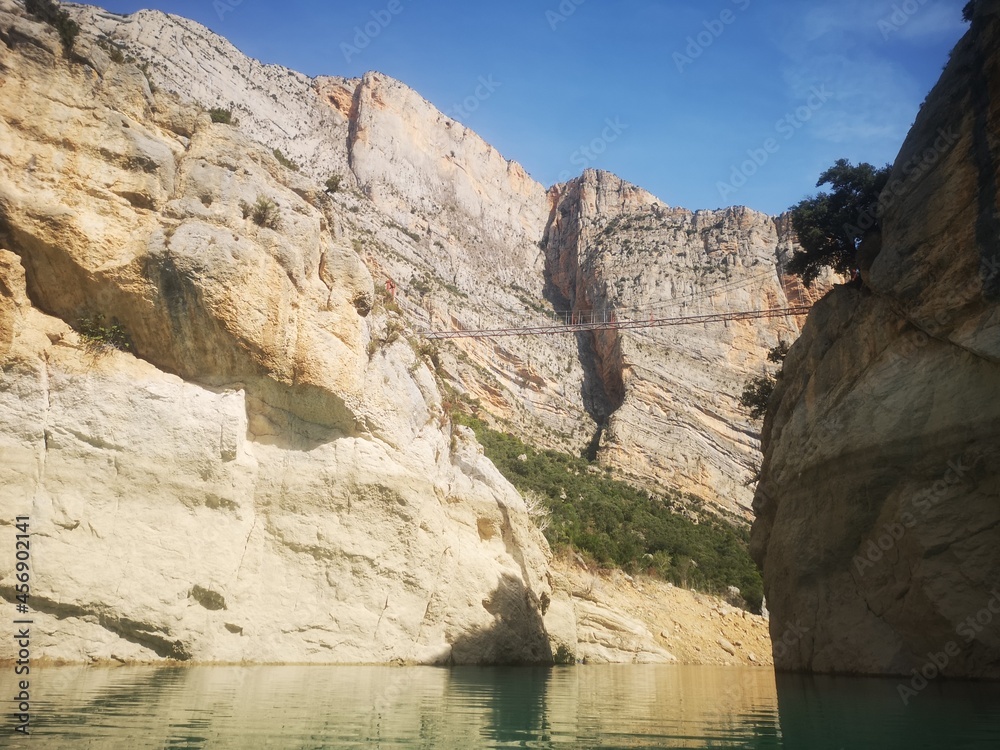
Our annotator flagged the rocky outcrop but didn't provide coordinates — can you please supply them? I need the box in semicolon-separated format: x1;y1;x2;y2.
78;6;356;189
751;1;1000;678
550;561;772;666
0;2;555;665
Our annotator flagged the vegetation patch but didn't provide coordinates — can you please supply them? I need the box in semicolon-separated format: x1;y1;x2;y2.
240;196;282;230
272;148;299;172
75;313;132;355
788;159;891;286
453;413;764;611
388;220;422;243
96;37;125;63
739;341;790;421
25;0;79;51
324;174;342;193
209;108;233;124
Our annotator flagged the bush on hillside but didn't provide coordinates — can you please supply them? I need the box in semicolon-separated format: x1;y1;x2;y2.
75;313;131;355
453;413;764;612
739;342;790;421
25;0;79;51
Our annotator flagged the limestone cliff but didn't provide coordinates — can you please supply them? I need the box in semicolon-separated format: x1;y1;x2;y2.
0;0;814;665
67;3;823;519
751;0;1000;678
543;171;821;514
0;1;556;665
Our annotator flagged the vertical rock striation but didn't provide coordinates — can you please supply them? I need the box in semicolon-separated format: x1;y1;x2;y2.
69;2;824;517
544;171;815;513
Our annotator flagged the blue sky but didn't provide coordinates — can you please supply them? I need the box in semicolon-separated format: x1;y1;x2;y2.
97;0;969;215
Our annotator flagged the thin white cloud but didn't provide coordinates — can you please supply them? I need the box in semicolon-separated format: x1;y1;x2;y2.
882;2;967;41
786;0;966;46
782;54;918;145
770;0;964;150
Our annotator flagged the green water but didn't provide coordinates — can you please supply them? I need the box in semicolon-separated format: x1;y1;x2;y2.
4;665;1000;748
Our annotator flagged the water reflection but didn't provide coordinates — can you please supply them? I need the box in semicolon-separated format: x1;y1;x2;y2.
5;664;1000;748
774;672;1000;750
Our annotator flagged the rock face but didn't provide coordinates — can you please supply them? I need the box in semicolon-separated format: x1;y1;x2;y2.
0;0;823;665
752;1;1000;678
544;171;818;513
68;3;822;518
0;2;554;665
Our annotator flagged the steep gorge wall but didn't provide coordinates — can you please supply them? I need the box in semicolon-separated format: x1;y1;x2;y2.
71;3;825;517
544;171;817;513
0;2;558;665
751;0;1000;678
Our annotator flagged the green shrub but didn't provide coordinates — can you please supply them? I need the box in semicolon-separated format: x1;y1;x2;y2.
739;342;789;421
240;196;281;229
324;174;342;193
739;375;775;421
97;37;125;63
553;644;575;665
453;413;764;612
25;0;79;51
767;340;790;364
383;316;405;345
75;313;131;355
409;275;432;297
369;317;406;357
272;148;299;171
209;108;233;124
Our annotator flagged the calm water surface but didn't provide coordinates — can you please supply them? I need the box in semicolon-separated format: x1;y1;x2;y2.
4;664;1000;748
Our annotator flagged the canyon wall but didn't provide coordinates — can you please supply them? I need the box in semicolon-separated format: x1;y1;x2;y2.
70;3;816;517
0;2;557;664
0;0;813;664
751;0;1000;678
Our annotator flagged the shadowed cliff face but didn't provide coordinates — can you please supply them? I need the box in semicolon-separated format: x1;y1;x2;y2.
752;0;1000;679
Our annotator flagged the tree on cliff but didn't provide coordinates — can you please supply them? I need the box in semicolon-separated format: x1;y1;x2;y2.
739;342;790;421
786;160;892;287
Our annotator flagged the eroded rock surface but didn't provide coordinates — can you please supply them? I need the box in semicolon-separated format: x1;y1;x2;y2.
0;3;553;665
69;3;821;518
752;1;1000;678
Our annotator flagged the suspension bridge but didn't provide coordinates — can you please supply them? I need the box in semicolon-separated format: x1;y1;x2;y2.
417;305;812;340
